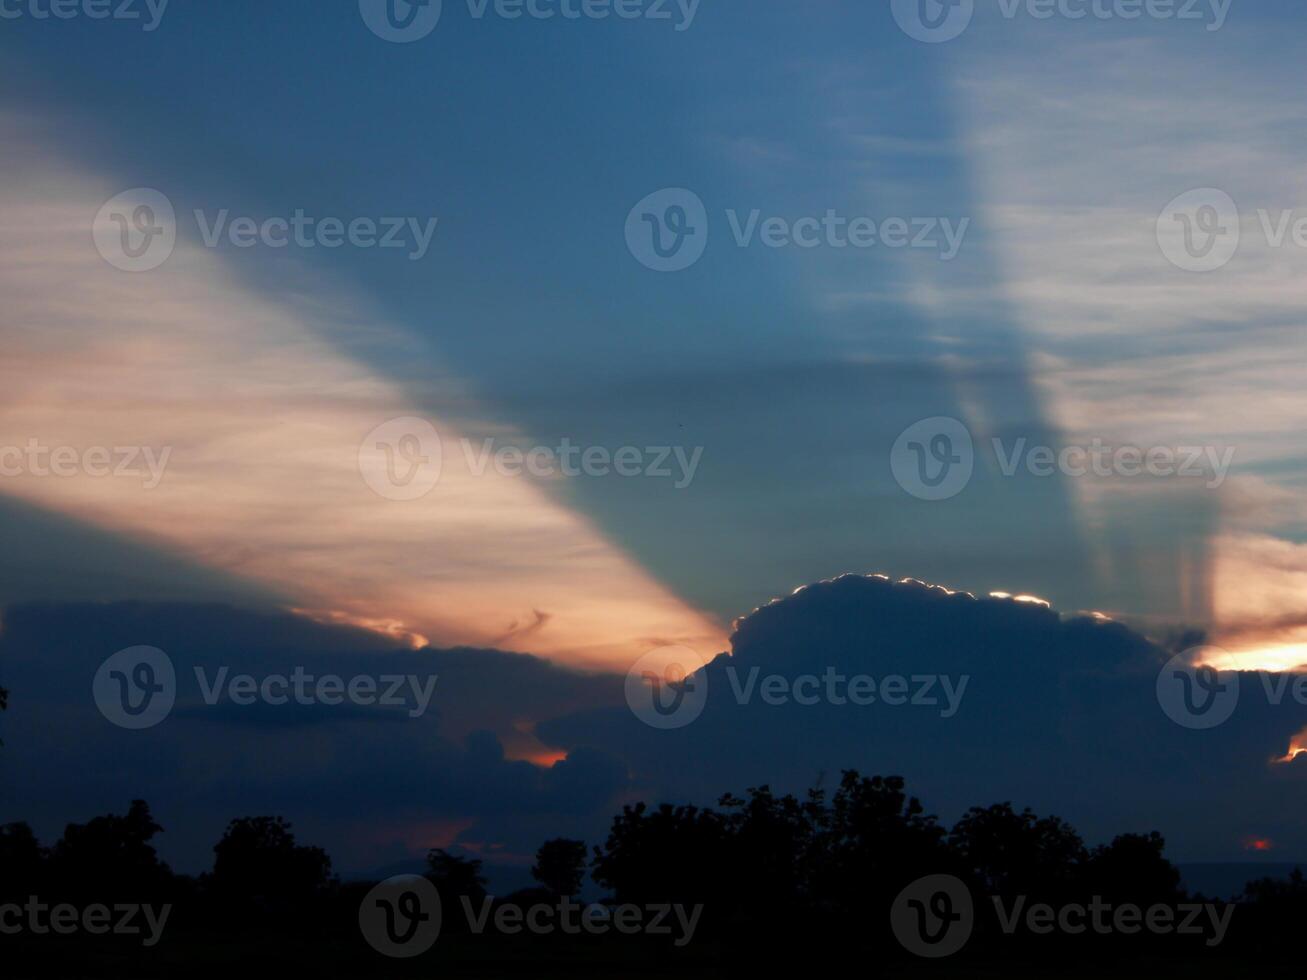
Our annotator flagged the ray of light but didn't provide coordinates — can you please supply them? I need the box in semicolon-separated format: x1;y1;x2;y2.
0;114;728;672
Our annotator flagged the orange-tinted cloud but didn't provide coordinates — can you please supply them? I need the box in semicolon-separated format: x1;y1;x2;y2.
0;114;728;671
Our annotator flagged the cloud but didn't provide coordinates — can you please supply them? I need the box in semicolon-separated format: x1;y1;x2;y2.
0;110;728;671
0;599;629;877
7;576;1307;879
540;574;1307;861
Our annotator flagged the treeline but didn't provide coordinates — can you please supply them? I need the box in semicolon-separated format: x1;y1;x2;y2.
1;773;1304;975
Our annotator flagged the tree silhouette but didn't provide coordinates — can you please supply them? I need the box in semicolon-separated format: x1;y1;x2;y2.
426;847;488;918
210;816;334;905
1085;831;1183;905
0;822;44;899
1;775;1261;970
950;802;1087;900
531;838;587;898
593;801;731;911
47;800;173;903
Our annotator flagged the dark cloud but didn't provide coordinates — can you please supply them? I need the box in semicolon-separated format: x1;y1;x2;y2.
540;575;1307;861
5;577;1307;889
0;601;625;878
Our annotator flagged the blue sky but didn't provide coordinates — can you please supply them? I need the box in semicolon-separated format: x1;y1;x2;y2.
5;0;1307;873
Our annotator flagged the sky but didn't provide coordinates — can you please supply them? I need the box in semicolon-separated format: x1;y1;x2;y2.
4;0;1307;880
